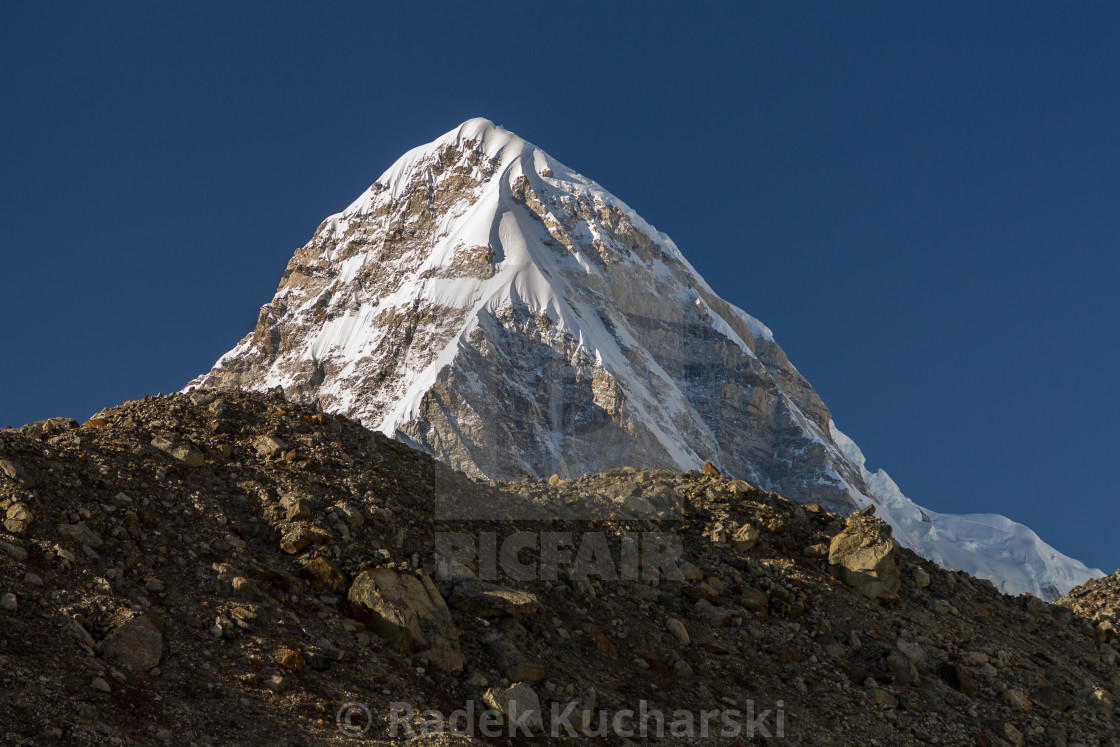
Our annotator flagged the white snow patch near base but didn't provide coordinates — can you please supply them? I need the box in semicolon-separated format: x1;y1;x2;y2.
829;419;1103;599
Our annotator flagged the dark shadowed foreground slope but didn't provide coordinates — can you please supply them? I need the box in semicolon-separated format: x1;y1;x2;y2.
1;389;1117;745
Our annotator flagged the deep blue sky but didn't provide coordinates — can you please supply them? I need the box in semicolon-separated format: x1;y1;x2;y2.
2;3;1117;573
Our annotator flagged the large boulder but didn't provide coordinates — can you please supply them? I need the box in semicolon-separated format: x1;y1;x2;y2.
828;507;901;601
97;609;163;671
4;503;33;536
348;568;463;673
482;683;544;734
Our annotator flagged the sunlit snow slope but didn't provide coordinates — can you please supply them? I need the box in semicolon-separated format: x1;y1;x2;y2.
190;118;1103;599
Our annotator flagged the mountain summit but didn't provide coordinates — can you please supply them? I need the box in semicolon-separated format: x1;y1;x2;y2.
190;118;1101;598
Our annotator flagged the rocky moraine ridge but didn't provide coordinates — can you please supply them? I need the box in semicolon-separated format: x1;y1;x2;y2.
1;389;1119;745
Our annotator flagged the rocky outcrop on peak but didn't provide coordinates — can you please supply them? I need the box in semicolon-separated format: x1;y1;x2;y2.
1;389;1118;745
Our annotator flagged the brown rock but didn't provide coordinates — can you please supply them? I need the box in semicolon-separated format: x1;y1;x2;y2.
306;557;348;594
828;509;900;601
583;623;617;657
279;649;305;674
280;524;329;554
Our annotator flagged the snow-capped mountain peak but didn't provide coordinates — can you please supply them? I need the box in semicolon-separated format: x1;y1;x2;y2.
190;118;1102;599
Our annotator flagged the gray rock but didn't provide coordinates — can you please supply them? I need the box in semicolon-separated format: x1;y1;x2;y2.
151;436;204;466
693;599;732;627
69;619;96;648
1030;685;1073;712
0;540;28;561
482;683;543;734
983;720;1024;747
912;566;931;588
0;459;23;482
887;650;920;687
305;650;331;671
254;435;288;459
1002;688;1032;713
348;567;464;673
666;617;690;645
895;638;927;668
189;390;217;407
282;495;312;522
447;580;542;619
1045;727;1068;747
621;494;656;516
303;556;347;594
97;610;163;671
488;638;545;682
1;592;16;612
230;606;258;630
3;503;33;536
1089;688;1113;718
559;687;597;731
58;522;104;549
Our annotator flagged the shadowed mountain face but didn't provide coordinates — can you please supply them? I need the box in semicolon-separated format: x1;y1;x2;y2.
190;118;1102;599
